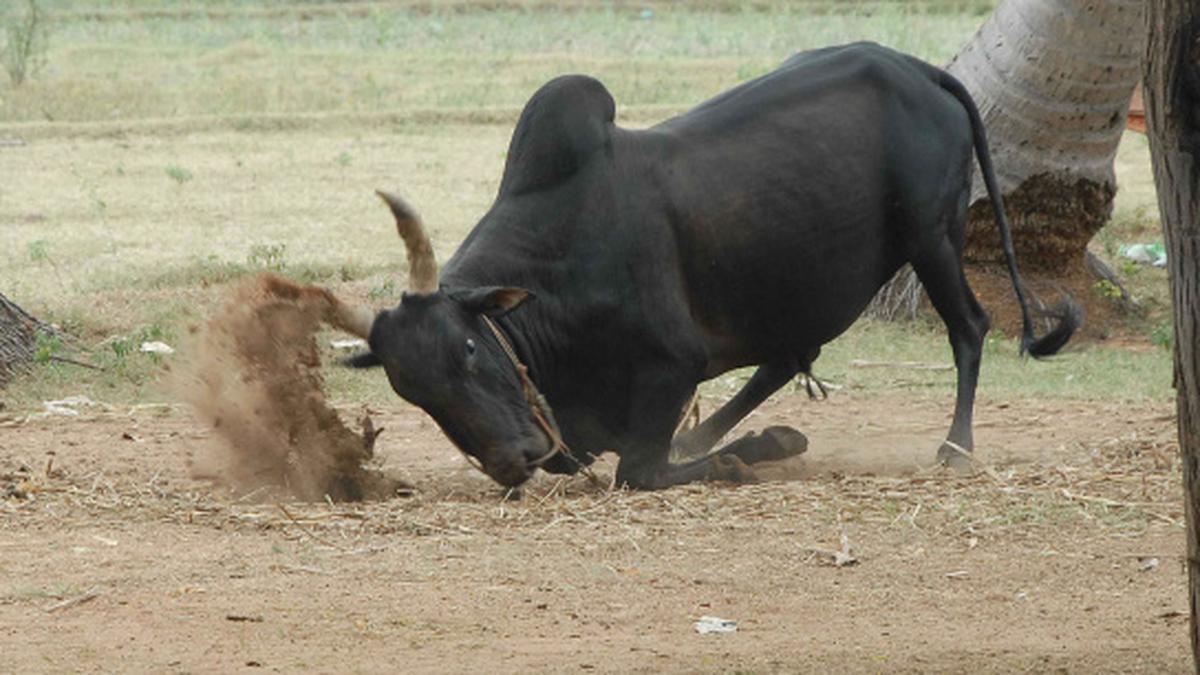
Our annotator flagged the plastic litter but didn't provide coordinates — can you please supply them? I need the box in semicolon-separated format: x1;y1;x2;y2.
694;616;738;635
1119;243;1166;267
140;341;175;355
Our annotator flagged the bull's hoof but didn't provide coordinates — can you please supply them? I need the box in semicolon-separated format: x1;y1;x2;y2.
722;425;809;465
936;441;974;474
710;454;760;484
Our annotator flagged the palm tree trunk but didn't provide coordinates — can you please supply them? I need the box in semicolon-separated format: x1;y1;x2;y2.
947;0;1145;267
871;0;1146;331
0;292;47;386
1143;2;1200;665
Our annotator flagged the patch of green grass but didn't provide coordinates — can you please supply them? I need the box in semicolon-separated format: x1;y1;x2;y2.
246;242;287;271
704;317;1172;404
1150;320;1173;350
0;1;1169;413
165;165;194;185
2;0;49;87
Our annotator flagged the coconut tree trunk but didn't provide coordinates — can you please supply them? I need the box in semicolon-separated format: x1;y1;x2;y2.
870;0;1146;330
1143;2;1200;666
0;292;46;386
948;0;1145;267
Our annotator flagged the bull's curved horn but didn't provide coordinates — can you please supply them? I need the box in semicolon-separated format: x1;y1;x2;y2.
376;189;438;294
261;275;374;339
326;296;375;340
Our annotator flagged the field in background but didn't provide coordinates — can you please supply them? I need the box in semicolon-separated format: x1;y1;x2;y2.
0;3;1188;671
0;0;1172;408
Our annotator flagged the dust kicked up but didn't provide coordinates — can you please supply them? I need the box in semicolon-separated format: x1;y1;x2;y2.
172;275;407;502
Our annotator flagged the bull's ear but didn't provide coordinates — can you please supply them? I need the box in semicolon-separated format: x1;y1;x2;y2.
452;286;533;317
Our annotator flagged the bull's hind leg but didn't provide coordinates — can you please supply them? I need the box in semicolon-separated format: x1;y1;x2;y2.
673;359;799;460
911;240;990;472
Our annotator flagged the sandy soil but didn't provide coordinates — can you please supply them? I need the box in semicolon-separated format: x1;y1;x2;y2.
0;388;1188;673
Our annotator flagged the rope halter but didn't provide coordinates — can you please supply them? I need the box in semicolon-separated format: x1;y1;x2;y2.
479;314;602;485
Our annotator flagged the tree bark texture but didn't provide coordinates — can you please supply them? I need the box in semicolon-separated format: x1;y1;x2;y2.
947;0;1145;269
871;1;1145;328
0;292;44;386
1143;2;1200;668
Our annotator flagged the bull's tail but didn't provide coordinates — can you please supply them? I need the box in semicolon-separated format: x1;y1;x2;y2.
935;71;1079;358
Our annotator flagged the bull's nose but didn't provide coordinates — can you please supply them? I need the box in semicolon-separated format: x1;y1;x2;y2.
488;461;532;488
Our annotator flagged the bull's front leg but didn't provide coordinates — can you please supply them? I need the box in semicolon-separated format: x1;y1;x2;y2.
672;359;798;459
619;389;806;487
612;363;721;489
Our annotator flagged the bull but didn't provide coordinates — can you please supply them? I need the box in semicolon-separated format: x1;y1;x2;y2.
317;42;1078;489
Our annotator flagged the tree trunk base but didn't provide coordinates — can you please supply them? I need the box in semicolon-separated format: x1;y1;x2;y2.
869;256;1133;344
869;171;1124;340
965;173;1115;270
964;257;1128;343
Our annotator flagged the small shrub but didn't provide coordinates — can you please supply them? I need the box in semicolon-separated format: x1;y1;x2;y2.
2;0;48;87
1150;321;1173;350
247;243;287;272
27;239;49;263
165;166;193;185
1093;279;1122;301
368;278;396;300
32;332;61;364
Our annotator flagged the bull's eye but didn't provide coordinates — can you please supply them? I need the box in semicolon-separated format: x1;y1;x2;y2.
466;338;477;356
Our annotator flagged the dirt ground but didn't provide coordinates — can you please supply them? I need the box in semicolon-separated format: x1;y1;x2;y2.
0;386;1188;673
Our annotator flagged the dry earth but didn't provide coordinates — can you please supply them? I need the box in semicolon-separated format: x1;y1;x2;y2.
0;386;1188;673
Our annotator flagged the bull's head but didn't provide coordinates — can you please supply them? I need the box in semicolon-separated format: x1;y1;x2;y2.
335;191;552;487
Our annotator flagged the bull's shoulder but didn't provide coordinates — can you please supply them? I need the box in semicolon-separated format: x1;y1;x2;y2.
499;75;616;196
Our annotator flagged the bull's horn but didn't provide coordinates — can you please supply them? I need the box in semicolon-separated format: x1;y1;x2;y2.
326;296;375;340
261;274;374;339
376;189;438;294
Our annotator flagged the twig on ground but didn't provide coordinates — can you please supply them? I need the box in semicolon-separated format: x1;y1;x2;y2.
1059;489;1181;526
44;587;101;613
806;531;858;567
48;355;104;371
849;359;953;371
275;503;348;551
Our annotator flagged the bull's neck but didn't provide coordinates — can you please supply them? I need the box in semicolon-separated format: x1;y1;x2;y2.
490;304;562;392
446;273;566;393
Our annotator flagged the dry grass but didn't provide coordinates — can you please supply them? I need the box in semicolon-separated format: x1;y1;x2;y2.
1;397;1180;543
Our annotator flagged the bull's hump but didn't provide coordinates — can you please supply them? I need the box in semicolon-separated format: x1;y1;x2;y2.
499;75;616;196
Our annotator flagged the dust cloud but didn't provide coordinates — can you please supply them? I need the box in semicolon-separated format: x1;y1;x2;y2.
172;275;407;502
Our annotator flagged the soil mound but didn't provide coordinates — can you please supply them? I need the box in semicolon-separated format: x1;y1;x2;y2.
173;275;405;501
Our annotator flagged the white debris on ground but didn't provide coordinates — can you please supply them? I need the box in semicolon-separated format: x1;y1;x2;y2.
694;616;738;635
139;341;175;354
42;396;106;416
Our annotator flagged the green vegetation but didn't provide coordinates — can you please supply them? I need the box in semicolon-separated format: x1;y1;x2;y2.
705;317;1172;405
0;0;1171;411
2;0;48;87
165;165;194;184
2;2;988;124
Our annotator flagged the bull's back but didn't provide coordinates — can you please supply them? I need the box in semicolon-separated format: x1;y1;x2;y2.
647;43;969;369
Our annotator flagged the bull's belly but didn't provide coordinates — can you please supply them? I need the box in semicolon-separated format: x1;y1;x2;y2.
696;254;901;376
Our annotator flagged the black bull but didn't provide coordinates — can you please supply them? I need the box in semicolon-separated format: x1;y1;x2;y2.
325;42;1078;489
